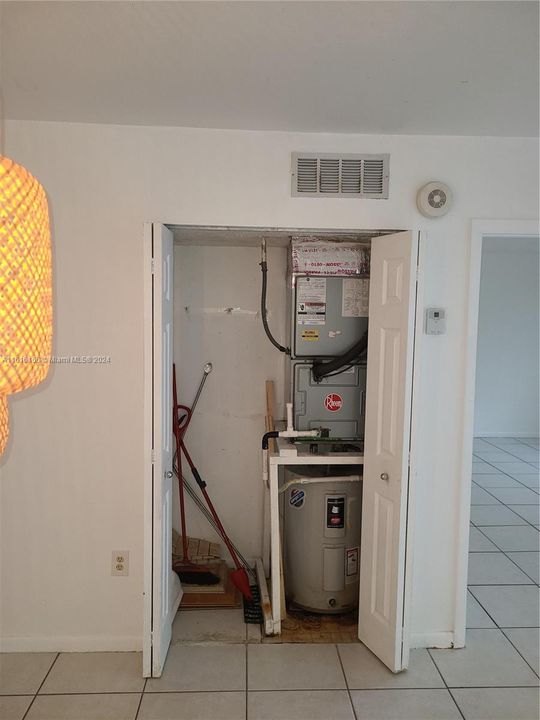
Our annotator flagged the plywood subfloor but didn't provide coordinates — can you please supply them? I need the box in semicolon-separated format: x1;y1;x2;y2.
263;607;359;644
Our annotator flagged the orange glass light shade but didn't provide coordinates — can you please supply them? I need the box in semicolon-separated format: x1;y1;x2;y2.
0;396;8;455
0;156;52;453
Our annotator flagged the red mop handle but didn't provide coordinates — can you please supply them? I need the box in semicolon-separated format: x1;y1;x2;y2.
179;438;244;572
173;365;190;562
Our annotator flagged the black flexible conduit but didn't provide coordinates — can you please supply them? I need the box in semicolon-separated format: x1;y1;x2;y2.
259;240;368;375
262;431;279;450
260;252;290;355
311;331;369;381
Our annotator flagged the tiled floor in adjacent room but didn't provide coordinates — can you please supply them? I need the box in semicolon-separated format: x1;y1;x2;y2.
1;437;538;719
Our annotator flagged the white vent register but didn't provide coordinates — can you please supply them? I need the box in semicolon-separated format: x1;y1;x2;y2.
292;152;389;198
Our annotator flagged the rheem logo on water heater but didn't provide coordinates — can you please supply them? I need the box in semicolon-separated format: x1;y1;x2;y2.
324;393;343;412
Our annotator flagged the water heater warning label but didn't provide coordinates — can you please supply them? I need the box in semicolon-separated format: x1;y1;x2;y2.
297;277;327;325
346;547;359;582
326;497;345;528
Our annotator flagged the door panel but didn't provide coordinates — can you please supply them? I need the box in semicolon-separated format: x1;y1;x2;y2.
144;223;182;677
359;231;417;672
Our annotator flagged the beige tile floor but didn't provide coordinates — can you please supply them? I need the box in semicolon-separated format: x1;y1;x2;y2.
1;437;538;719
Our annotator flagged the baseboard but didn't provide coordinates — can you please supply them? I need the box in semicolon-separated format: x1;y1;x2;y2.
409;631;455;649
0;635;142;652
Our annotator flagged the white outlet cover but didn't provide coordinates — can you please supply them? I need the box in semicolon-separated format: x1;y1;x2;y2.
111;550;129;576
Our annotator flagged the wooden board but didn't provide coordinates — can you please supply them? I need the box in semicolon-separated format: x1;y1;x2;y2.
265;380;277;452
256;558;274;636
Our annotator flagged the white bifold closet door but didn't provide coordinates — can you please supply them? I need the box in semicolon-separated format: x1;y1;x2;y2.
359;230;418;673
143;225;419;677
143;223;182;677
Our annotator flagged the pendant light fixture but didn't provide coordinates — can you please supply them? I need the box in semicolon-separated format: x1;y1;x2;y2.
0;155;53;454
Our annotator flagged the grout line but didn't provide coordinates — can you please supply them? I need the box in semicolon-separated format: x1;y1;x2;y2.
498;628;540;681
133;679;146;720
480;438;540;465
335;644;358;720
21;652;60;720
468;583;536;586
468;592;540;679
471;517;539;585
245;643;248;720
21;691;155;697
470;484;540;533
132;689;246;695
425;649;466;720
470;520;530;527
448;685;537;692
472;549;540;553
472;455;540;496
245;685;538;691
11;685;540;698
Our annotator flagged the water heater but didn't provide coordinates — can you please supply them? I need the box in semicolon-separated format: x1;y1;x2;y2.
283;467;362;614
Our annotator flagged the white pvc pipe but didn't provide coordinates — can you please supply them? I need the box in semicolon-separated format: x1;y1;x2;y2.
286;402;294;432
279;429;319;439
262;447;269;488
278;475;361;494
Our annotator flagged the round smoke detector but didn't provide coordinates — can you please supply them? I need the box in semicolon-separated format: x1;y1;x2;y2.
416;181;453;218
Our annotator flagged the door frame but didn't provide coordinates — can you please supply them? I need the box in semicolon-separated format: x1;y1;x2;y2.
401;230;425;666
454;218;539;648
142;222;153;677
142;221;424;672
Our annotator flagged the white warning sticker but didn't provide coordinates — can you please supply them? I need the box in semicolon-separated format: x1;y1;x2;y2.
342;278;369;318
345;547;359;583
297;277;327;325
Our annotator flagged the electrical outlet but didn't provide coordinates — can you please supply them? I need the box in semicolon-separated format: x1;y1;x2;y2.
111;551;129;576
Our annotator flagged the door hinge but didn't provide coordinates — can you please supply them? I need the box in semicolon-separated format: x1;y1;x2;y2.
150;258;155;275
415;266;420;282
151;449;156;464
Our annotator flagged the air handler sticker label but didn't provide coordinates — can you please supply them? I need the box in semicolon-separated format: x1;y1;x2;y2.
346;547;359;583
301;329;319;341
297;277;327;325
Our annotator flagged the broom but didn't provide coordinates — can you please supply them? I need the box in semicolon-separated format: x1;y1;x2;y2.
172;365;220;585
179;437;253;602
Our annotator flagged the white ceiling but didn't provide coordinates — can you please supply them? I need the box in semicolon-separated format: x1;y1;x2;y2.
1;1;538;136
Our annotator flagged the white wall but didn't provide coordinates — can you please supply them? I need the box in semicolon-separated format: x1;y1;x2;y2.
173;244;287;555
474;236;539;437
0;120;537;651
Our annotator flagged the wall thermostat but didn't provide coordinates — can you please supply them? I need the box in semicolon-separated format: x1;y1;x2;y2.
425;308;446;335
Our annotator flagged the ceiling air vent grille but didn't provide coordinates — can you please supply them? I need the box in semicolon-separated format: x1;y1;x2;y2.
292;153;389;198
